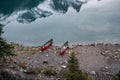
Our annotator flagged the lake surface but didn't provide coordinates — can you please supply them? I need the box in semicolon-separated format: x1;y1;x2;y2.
0;0;120;46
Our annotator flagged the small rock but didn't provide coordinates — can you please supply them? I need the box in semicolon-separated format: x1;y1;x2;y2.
48;49;52;51
64;60;67;64
43;60;48;64
105;50;109;53
60;61;63;65
117;49;120;52
90;71;96;75
113;50;116;52
37;74;42;78
105;66;109;69
23;69;27;72
45;54;49;57
101;52;106;56
9;65;14;68
57;78;60;80
104;72;110;75
20;68;24;72
54;51;57;54
114;55;118;58
91;44;95;46
61;65;67;69
115;52;119;54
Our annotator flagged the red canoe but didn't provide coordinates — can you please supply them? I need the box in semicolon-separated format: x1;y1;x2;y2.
40;39;53;52
60;41;69;55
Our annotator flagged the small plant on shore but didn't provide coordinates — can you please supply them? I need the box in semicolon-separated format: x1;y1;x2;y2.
18;61;27;69
25;67;42;74
66;52;89;80
41;66;57;76
25;67;57;75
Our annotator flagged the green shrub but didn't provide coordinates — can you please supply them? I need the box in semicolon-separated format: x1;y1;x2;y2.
18;61;27;69
66;70;88;80
41;67;57;76
66;52;89;80
25;67;42;74
0;26;15;65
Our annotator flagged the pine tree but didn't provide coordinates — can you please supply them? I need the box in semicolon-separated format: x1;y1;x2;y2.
66;52;88;80
0;25;15;64
67;52;79;72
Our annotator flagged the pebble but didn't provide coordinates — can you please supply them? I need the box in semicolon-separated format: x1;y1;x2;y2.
37;74;42;78
105;66;109;69
117;49;120;52
115;52;119;54
56;78;60;80
23;69;27;72
101;52;106;56
113;50;116;52
114;55;118;58
64;60;67;64
61;65;67;69
105;50;109;53
90;71;96;75
45;54;49;57
20;68;24;72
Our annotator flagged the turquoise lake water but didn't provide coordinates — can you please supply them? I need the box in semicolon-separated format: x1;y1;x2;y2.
0;0;120;46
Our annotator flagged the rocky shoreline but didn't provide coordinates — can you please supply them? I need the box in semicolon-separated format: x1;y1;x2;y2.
1;43;120;80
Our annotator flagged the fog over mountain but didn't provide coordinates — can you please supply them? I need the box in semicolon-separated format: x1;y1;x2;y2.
0;0;87;25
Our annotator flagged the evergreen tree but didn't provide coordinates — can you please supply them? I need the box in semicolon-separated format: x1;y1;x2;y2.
0;25;15;63
67;52;79;72
66;52;88;80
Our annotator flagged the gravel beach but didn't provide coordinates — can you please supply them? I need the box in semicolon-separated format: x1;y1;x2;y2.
3;43;120;80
